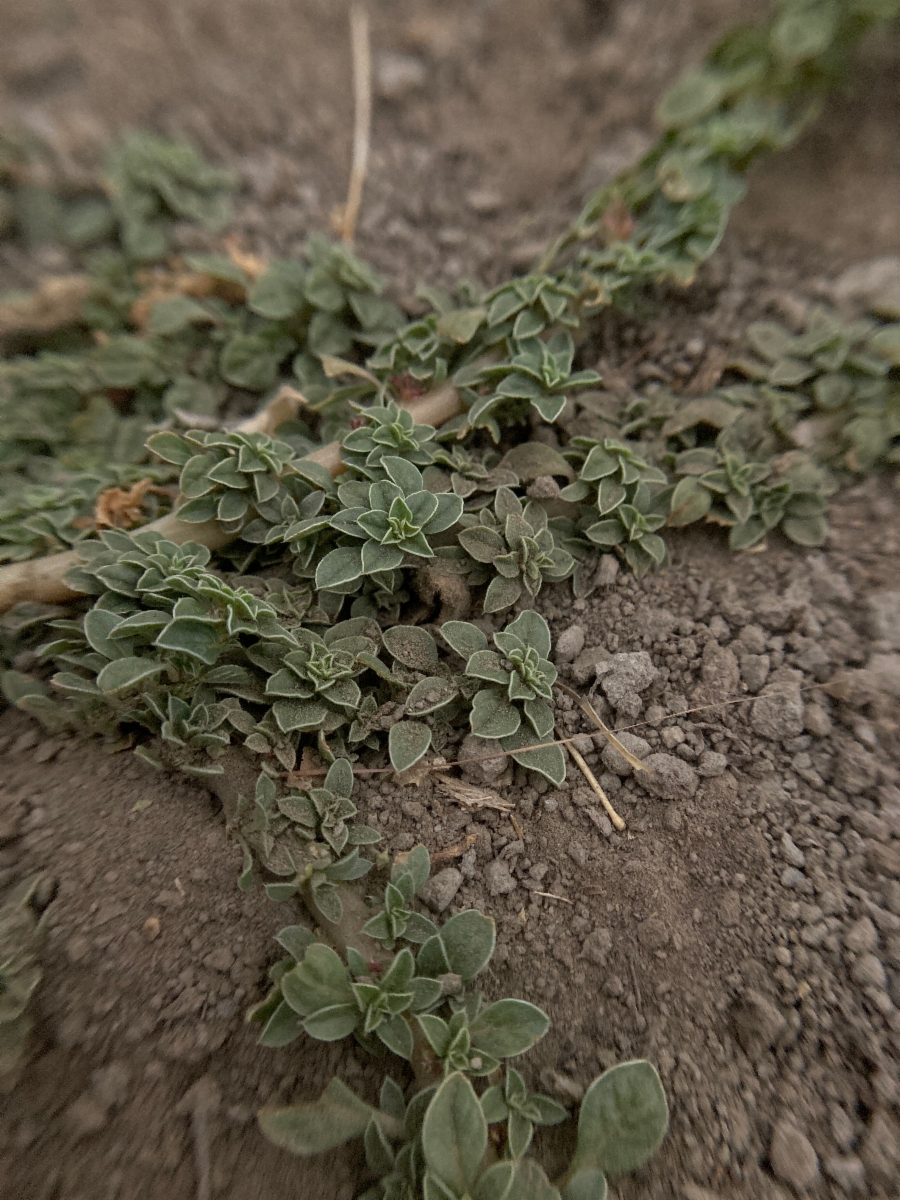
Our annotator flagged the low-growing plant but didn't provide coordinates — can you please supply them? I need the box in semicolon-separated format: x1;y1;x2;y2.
316;457;464;593
457;487;574;612
4;1;900;1191
248;837;668;1200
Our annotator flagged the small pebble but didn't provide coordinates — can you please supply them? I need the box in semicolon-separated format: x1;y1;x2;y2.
697;750;728;777
770;1118;820;1190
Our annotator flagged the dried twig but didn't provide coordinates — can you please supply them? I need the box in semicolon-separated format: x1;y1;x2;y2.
431;833;477;864
335;2;372;246
0;383;461;613
534;891;573;904
557;723;626;832
436;777;514;813
556;682;647;774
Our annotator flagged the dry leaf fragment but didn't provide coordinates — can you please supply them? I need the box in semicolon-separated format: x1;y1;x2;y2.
285;746;327;785
601;195;636;243
431;834;477;864
94;479;173;530
223;235;268;281
436;777;514;813
236;385;308;435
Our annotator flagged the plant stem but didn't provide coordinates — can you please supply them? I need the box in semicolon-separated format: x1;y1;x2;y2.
0;383;460;613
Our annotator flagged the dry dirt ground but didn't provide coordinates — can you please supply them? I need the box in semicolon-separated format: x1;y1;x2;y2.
1;3;900;1199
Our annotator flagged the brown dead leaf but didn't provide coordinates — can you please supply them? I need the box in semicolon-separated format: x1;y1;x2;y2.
285;746;327;785
130;260;251;330
686;345;729;396
601;195;636;243
238;385;308;435
223;236;269;281
431;834;477;864
436;777;514;813
94;479;172;530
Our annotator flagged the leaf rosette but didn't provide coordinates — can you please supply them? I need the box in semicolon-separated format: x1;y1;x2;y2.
441;610;565;786
316;457;463;593
457;487;574;612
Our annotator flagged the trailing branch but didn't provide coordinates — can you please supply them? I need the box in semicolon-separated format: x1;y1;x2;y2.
0;383;460;612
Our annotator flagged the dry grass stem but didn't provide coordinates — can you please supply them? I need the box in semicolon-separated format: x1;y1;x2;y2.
436;777;514;813
337;2;372;246
557;682;648;774
558;724;626;832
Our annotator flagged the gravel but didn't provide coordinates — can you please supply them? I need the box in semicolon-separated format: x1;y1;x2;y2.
697;750;728;777
750;669;805;740
554;625;586;663
419;867;463;912
640;753;699;801
780;833;806;868
730;989;787;1060
601;732;651;777
770;1118;820;1190
595;651;658;709
868;591;900;648
484;859;516;896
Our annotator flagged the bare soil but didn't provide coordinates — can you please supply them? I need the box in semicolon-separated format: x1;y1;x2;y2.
1;3;900;1199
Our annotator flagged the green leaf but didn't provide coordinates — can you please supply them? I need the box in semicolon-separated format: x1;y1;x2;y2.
782;514;827;546
470;689;521;739
258;999;306;1047
383;625;439;670
316;546;364;590
148;295;211;334
405;676;459;716
393;844;431;892
146;431;193;466
469;1000;550;1059
571;1061;668;1178
275;926;317;961
248;261;307;319
563;1171;608;1200
501;729;566;787
669;476;712;526
657;69;727;129
465;650;510;687
220;332;295;390
771;2;837;62
436;308;486;343
512;1159;562;1200
498;442;574;482
441;621;489;659
281;944;354;1016
458;526;506;563
376;1014;415;1059
364;1117;395;1176
389;720;432;774
154;618;222;666
96;657;165;693
438;910;496;981
484;575;522;613
422;1073;488;1196
258;1078;377;1155
303;1002;360;1041
474;1162;516;1200
417;1014;452;1058
503;609;552;659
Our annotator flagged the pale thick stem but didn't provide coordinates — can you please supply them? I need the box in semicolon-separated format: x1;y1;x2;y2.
0;384;461;613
